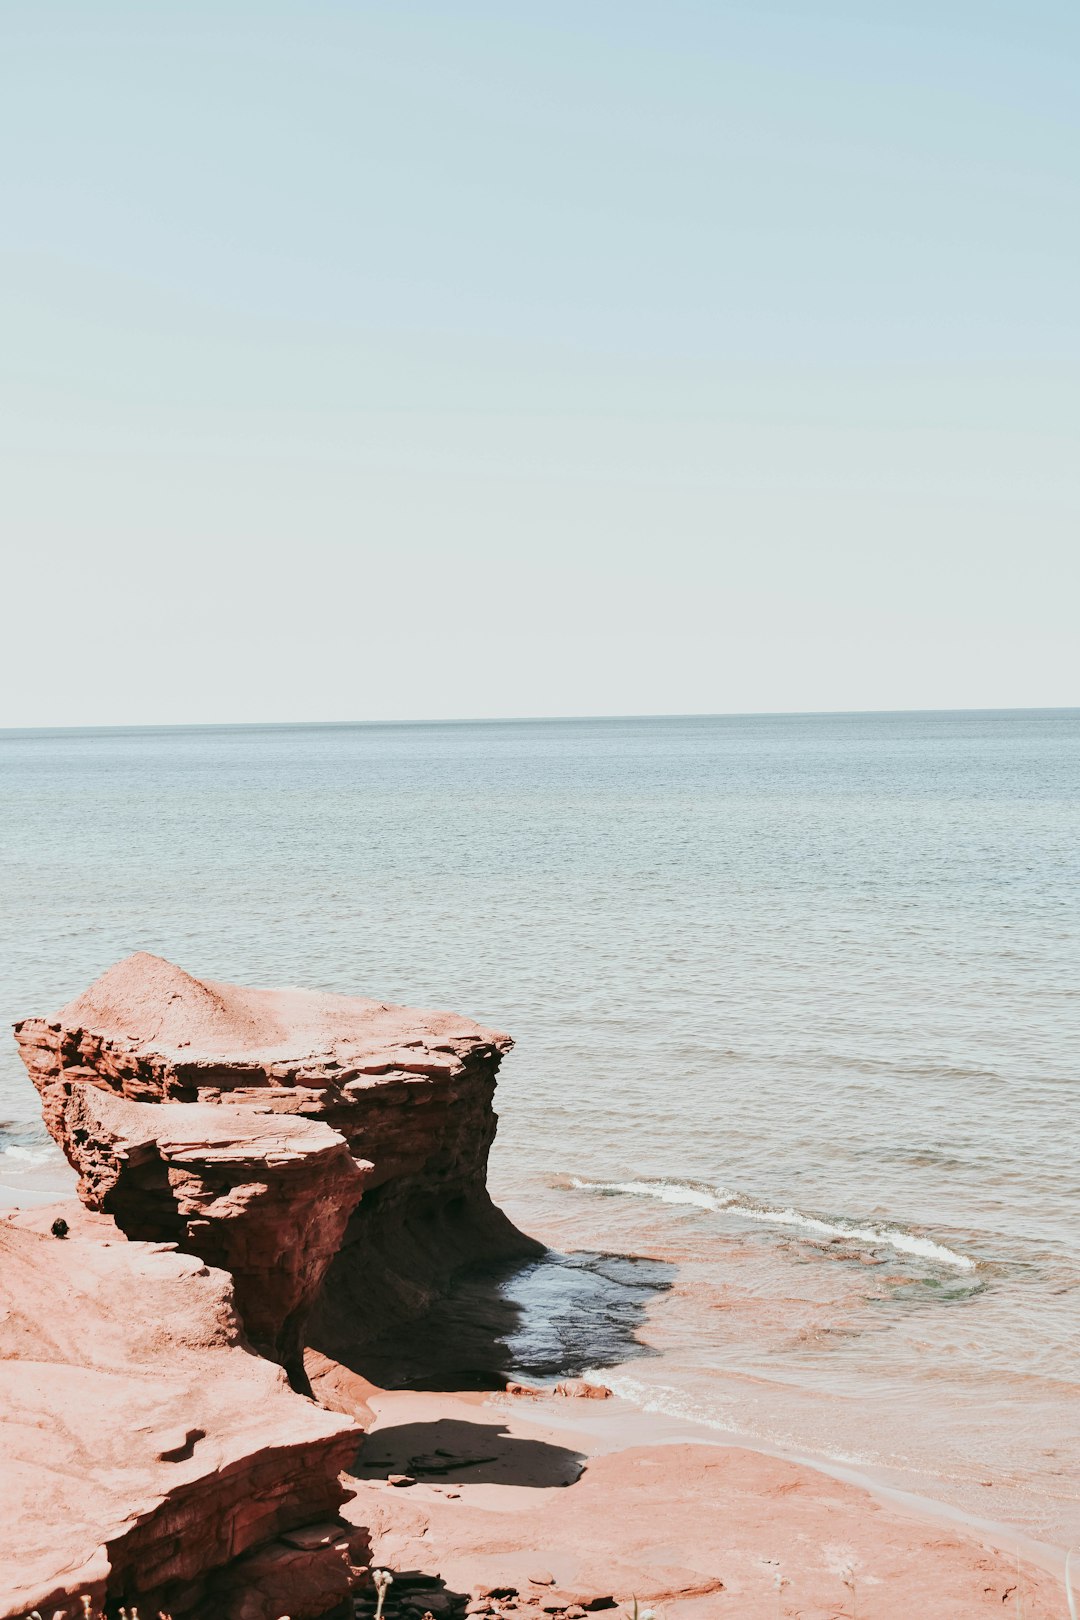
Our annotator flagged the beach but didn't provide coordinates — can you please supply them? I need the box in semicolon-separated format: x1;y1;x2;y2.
3;1180;1069;1618
3;1156;1075;1616
338;1376;1069;1617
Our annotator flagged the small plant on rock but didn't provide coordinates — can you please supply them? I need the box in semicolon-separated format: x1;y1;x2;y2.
372;1568;394;1620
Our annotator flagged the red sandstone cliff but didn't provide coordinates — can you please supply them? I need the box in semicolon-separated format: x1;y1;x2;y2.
0;1203;362;1620
15;953;541;1388
7;954;540;1618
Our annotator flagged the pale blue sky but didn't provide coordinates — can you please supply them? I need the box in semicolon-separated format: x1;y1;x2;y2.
2;2;1077;725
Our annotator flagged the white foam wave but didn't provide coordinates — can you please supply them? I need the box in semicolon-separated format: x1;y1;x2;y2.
734;1204;975;1269
0;1142;58;1167
567;1177;975;1271
581;1370;874;1467
568;1176;727;1211
585;1369;740;1433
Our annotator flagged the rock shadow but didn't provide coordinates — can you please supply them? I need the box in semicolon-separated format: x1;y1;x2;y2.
347;1247;677;1391
353;1568;470;1620
352;1415;585;1490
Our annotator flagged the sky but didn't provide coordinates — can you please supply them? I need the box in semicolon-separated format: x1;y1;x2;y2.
2;2;1077;726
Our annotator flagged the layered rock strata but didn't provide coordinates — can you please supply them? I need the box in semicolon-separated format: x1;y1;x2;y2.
15;952;541;1385
0;1203;361;1620
57;1085;369;1381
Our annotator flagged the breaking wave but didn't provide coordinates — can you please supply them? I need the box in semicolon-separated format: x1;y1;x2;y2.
579;1369;877;1468
584;1368;739;1433
567;1176;976;1271
0;1142;58;1166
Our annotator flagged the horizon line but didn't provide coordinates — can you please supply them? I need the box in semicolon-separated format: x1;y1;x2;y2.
1;704;1078;737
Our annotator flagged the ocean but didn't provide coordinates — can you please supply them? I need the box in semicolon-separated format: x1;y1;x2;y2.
1;711;1078;1546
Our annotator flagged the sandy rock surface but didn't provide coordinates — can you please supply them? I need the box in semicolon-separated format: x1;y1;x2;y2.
344;1389;1063;1620
14;953;539;1384
0;1202;360;1620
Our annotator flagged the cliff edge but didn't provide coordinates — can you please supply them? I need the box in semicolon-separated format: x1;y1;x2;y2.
7;954;540;1618
15;953;541;1389
0;1203;362;1620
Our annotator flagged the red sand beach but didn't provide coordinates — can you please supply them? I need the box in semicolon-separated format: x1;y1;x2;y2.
336;1377;1069;1619
2;955;1074;1620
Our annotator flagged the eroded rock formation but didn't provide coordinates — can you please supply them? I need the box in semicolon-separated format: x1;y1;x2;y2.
0;1203;361;1620
57;1085;368;1380
7;954;540;1618
15;952;541;1385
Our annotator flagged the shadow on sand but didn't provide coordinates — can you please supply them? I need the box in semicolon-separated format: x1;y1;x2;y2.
352;1414;585;1489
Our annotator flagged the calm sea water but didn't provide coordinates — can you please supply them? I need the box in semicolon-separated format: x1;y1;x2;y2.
2;712;1078;1543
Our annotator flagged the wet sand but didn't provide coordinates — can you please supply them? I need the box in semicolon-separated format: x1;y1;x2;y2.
335;1377;1072;1619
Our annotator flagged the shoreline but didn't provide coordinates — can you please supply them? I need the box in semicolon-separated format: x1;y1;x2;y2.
4;1149;1074;1586
344;1378;1070;1617
5;1191;1070;1620
484;1382;1073;1580
3;942;1075;1617
558;1368;1078;1580
484;1196;1079;1559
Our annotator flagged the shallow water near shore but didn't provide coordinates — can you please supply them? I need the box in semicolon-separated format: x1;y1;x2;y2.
1;710;1078;1547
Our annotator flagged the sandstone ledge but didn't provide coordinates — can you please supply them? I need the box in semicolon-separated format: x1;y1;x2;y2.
15;954;541;1386
7;955;540;1617
54;1085;368;1381
0;1204;361;1620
